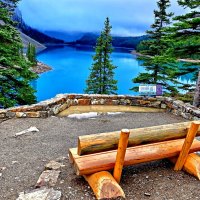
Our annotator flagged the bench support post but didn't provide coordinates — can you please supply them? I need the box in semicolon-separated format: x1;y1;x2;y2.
174;122;200;171
84;171;125;200
113;129;130;183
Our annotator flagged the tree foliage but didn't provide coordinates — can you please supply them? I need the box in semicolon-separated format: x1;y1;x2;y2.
27;43;37;66
132;0;179;94
163;0;200;96
0;0;37;108
167;0;200;60
85;17;117;94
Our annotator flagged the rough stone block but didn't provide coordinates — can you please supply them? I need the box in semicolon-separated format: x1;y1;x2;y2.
39;111;48;118
138;100;151;105
78;99;91;105
16;112;26;118
150;101;161;108
45;160;64;170
35;170;60;188
6;111;16;118
68;94;76;99
0;113;6;119
56;98;66;105
52;105;61;115
26;112;41;118
161;103;167;109
193;110;200;117
165;102;173;109
91;99;99;105
104;99;113;105
112;100;120;105
17;188;61;200
31;105;45;111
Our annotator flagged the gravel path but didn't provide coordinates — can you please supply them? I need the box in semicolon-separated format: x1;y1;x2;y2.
1;112;200;200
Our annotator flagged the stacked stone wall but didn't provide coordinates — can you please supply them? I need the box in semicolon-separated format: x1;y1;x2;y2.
0;94;199;120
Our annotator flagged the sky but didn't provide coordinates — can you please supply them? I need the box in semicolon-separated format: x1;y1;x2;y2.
18;0;187;36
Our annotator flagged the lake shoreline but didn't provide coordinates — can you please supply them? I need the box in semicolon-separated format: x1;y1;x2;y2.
31;61;52;74
131;50;200;63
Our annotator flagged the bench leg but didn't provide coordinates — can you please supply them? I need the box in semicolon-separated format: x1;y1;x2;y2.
84;171;125;200
169;153;200;180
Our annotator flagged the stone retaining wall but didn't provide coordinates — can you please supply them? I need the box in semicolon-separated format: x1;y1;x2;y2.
0;94;200;120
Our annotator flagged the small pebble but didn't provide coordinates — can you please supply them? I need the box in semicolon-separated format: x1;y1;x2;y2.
0;167;6;171
12;161;18;164
144;192;151;196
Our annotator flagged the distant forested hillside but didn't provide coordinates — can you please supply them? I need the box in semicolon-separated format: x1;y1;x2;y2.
13;8;64;44
69;33;149;49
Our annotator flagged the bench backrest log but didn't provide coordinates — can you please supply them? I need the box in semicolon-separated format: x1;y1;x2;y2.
78;121;200;156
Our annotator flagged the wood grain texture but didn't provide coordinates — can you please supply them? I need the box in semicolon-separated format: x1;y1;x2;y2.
78;121;200;155
169;153;200;180
74;139;200;175
174;122;200;171
84;171;125;200
68;148;78;164
113;129;130;183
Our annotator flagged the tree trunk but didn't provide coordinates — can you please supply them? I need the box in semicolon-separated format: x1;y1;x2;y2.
78;121;200;155
193;71;200;107
74;138;200;175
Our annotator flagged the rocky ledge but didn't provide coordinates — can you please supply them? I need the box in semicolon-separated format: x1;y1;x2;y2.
31;61;52;74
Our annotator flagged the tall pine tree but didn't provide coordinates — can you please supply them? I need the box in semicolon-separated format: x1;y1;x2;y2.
27;43;37;66
167;0;200;105
85;17;117;94
0;0;37;108
168;0;200;74
132;0;179;94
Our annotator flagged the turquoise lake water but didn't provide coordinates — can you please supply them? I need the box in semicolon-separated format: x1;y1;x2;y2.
36;46;144;101
35;45;193;102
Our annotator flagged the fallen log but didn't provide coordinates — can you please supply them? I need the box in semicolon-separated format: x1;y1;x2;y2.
78;121;200;155
74;139;200;175
84;171;125;200
169;153;200;180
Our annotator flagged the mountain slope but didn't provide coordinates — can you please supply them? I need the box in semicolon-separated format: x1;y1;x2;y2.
69;33;149;49
43;30;84;42
19;31;46;50
13;8;64;45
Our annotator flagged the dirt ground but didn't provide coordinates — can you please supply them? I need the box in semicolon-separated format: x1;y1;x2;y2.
58;105;164;116
0;112;200;200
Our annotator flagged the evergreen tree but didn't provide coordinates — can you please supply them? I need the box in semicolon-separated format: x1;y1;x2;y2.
168;0;200;105
132;0;179;94
85;17;117;94
0;0;37;108
27;43;37;66
168;0;200;75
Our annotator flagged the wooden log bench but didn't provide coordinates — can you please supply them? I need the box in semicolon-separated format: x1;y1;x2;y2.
69;121;200;199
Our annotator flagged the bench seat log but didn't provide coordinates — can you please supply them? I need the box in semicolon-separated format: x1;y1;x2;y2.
73;138;200;175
